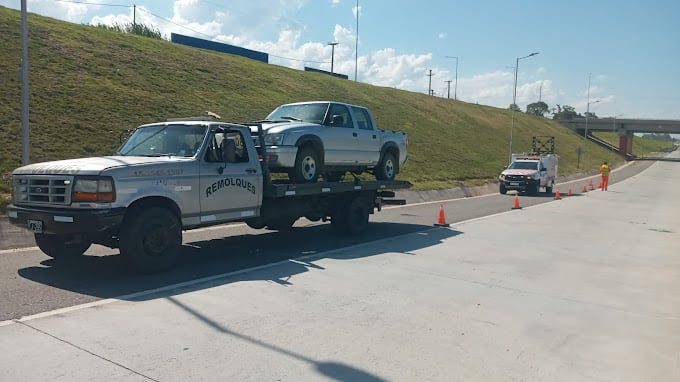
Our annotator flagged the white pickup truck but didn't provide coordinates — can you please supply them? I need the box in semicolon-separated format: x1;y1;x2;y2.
257;101;408;182
7;116;411;273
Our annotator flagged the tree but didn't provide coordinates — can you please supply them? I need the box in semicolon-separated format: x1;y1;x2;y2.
508;103;521;112
584;111;598;119
552;104;580;120
526;101;549;117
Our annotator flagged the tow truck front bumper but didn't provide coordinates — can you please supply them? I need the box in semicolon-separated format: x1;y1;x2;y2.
7;204;126;236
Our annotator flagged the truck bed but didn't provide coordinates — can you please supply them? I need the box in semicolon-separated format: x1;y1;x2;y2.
263;179;412;198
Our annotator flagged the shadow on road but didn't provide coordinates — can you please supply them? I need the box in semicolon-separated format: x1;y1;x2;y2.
18;223;460;301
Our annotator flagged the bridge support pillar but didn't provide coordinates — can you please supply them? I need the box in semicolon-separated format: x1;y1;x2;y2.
618;130;633;156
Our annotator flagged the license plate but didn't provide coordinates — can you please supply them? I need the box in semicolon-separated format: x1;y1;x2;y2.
28;220;43;233
509;182;519;186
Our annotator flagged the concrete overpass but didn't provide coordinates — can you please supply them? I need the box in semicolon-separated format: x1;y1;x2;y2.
561;118;680;157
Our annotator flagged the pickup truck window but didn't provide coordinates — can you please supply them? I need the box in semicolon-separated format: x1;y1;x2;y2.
205;131;250;163
266;103;329;124
351;106;374;130
326;104;353;128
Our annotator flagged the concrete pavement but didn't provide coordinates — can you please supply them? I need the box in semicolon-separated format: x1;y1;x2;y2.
1;153;679;381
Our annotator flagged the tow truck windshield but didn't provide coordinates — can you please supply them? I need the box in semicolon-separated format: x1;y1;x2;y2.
117;124;207;157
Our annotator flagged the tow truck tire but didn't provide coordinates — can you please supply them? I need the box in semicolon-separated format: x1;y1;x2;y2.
119;207;182;274
499;184;507;194
375;152;397;181
34;233;91;259
266;216;298;231
291;146;321;183
332;197;370;235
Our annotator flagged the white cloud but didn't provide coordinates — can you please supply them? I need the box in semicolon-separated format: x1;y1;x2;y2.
438;32;447;39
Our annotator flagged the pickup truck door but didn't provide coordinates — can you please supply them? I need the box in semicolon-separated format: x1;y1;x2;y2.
198;130;262;224
321;103;358;165
350;106;381;164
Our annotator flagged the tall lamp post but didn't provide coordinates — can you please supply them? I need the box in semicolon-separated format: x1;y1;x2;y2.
509;52;539;163
584;98;600;166
445;56;458;100
328;42;339;73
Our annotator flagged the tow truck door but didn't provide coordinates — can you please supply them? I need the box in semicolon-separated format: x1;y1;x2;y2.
198;128;262;224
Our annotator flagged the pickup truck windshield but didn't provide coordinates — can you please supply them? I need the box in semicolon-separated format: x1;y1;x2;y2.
508;161;539;170
266;103;329;124
117;124;207;157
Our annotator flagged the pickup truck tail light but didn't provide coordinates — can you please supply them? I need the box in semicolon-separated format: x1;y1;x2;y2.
72;177;115;203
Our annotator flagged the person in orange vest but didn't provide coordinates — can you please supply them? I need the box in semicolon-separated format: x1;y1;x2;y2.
599;161;611;191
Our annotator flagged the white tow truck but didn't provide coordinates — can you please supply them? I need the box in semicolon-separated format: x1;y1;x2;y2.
499;136;558;195
7;115;411;273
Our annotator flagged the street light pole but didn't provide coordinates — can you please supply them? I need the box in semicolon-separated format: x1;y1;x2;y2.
328;42;339;73
509;52;539;163
583;73;601;167
445;56;458;100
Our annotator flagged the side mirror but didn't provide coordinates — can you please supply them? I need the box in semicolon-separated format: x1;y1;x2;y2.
540;167;547;172
331;114;344;125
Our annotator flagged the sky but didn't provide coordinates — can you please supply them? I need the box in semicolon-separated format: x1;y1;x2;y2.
3;0;680;120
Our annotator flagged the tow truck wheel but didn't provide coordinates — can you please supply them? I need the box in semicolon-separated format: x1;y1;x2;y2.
375;152;396;181
266;216;298;231
291;146;320;183
499;184;507;195
119;207;182;274
34;233;91;259
545;184;553;194
332;197;370;235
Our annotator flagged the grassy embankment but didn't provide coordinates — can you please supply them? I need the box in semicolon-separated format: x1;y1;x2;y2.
0;6;673;212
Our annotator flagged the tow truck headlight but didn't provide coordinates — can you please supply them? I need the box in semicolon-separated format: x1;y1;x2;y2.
499;174;505;181
264;133;285;146
72;176;115;202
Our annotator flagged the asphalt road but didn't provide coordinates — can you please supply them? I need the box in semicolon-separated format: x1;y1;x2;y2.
0;160;655;321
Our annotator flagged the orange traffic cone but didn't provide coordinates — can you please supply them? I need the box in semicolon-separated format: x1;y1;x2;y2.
589;179;595;191
554;189;561;200
567;187;573;196
582;185;588;193
512;194;522;210
434;204;450;227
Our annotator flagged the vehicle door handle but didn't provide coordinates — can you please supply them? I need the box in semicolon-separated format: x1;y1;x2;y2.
353;132;357;137
246;168;257;173
372;134;377;139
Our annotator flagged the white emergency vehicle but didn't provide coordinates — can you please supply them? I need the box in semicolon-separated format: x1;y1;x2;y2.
499;137;558;195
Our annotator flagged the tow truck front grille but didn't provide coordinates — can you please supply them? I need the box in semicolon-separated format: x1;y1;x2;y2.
13;175;74;205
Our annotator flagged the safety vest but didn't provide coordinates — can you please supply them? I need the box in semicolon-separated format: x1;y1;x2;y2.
600;164;611;176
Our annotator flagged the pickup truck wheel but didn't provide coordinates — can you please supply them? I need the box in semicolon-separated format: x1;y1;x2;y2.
375;152;396;180
119;207;182;274
266;216;298;231
499;184;507;195
545;184;553;194
34;233;91;259
291;146;320;183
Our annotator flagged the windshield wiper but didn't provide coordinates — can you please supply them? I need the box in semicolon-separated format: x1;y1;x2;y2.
280;116;303;121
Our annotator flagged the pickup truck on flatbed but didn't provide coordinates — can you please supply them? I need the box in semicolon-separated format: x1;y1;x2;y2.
7;115;411;273
257;101;408;182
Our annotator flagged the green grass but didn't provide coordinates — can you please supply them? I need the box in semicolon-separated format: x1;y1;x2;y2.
0;6;675;211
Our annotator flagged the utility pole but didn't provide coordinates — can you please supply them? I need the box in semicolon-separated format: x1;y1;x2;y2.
21;0;30;164
133;4;136;27
426;69;433;96
445;56;458;100
444;80;452;99
354;0;359;81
